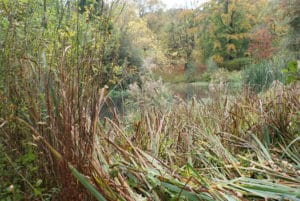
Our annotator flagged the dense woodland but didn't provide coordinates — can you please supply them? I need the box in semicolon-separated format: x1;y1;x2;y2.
0;0;299;200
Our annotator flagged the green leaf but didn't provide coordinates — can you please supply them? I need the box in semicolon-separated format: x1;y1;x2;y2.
161;182;214;201
68;164;107;201
227;178;300;200
287;61;297;72
185;163;209;187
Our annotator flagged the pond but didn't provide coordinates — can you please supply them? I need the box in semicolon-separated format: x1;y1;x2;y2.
167;81;243;100
167;82;210;99
100;81;242;119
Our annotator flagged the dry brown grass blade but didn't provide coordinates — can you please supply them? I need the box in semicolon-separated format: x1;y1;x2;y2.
105;118;148;168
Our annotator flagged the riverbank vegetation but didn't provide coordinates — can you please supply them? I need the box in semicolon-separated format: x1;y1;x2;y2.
0;0;299;200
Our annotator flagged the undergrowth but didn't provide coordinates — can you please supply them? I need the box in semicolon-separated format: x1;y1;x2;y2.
2;67;300;200
0;0;299;200
34;79;300;200
95;80;299;200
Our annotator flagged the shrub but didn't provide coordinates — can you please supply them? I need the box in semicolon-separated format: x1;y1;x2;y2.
201;72;212;82
221;57;252;71
205;57;218;73
184;62;197;82
243;59;283;92
282;60;300;84
0;141;58;200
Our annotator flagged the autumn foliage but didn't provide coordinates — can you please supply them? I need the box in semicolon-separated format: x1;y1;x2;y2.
248;27;276;60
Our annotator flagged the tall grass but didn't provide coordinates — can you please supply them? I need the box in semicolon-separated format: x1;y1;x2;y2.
243;57;287;92
0;0;127;200
62;80;299;200
1;1;299;201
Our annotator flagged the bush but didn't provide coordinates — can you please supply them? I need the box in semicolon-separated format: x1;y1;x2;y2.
282;60;300;84
201;72;212;82
221;57;252;71
243;59;284;92
205;57;218;73
184;62;197;82
0;141;58;201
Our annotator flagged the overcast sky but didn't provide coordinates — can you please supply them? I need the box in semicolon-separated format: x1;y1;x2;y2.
162;0;208;9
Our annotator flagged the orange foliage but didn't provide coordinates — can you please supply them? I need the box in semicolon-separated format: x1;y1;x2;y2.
248;28;276;60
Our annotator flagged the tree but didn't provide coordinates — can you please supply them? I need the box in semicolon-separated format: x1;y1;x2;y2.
281;0;300;58
248;27;275;60
133;0;164;17
159;9;197;68
197;0;268;65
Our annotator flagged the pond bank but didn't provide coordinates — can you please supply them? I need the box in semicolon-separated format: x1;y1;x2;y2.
167;81;242;100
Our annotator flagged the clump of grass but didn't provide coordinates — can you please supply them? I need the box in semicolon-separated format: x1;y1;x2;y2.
11;68;298;200
243;58;286;92
0;0;134;200
4;68;300;201
1;1;299;200
69;81;299;201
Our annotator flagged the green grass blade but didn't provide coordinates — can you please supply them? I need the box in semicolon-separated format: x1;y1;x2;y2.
161;182;214;201
251;134;272;161
226;178;300;200
68;164;107;201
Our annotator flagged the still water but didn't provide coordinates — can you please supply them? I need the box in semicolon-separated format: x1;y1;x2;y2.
101;81;241;118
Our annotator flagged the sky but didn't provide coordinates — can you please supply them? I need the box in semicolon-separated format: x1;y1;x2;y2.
162;0;208;9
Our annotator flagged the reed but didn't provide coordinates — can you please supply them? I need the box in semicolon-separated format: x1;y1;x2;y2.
0;1;299;200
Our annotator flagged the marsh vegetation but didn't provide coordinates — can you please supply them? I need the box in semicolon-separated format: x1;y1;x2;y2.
0;0;299;200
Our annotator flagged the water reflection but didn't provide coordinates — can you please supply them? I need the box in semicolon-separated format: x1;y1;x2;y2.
167;82;209;99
